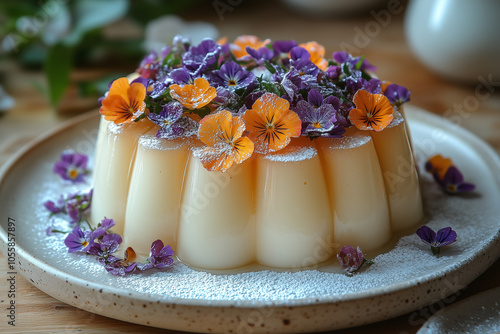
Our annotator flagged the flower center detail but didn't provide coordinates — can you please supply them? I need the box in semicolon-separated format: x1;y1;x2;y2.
312;122;322;129
228;79;237;86
68;169;79;179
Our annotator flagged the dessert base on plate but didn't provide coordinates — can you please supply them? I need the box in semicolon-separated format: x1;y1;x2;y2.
0;105;499;333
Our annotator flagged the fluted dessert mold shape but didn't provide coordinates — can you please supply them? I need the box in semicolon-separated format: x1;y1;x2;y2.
91;114;423;270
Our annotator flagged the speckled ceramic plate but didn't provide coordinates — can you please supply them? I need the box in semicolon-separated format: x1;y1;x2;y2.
417;287;500;333
1;106;499;333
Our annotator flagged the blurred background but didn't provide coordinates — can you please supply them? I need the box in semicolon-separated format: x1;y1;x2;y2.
1;0;500;332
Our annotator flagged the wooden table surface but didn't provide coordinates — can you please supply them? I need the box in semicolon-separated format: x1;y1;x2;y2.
1;1;500;333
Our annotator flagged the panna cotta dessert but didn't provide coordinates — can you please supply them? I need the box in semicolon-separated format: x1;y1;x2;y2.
92;35;423;270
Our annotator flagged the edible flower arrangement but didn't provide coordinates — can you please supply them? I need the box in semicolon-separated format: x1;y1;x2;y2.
99;35;410;172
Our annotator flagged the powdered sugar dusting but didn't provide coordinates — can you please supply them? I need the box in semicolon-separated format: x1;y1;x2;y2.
325;133;372;150
138;135;184;151
29;172;500;302
263;146;317;162
387;110;405;128
107;121;123;134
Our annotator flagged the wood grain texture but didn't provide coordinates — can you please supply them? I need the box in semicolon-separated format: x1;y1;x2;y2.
1;1;500;333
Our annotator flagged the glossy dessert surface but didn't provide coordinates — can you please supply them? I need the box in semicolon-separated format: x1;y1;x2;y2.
91;111;423;270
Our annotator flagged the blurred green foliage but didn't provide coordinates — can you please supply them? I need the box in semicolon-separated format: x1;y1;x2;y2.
0;0;204;107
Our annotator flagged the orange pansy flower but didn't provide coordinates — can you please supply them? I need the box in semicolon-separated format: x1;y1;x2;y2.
231;35;271;59
99;77;146;124
243;93;301;154
170;77;216;110
426;155;453;179
348;90;394;132
198;110;254;172
299;41;328;71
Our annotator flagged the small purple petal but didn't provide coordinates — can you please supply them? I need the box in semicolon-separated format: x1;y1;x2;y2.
416;225;436;246
435;227;457;247
246;46;274;62
457;182;476;192
170;67;195;85
149;239;164;258
100;218;116;230
384;83;410;106
131;76;148;89
444;166;464;185
182;39;221;76
64;226;89;253
307;89;324;107
337;245;368;275
44;200;63;214
272;40;297;55
289;46;310;61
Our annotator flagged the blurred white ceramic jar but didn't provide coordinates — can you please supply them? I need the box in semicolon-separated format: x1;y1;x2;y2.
405;0;500;83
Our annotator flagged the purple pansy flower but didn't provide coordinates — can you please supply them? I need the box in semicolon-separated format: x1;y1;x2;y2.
276;68;302;99
170;67;196;85
289;46;320;77
148;102;185;139
244;91;266;109
433;166;476;194
337;245;373;276
345;77;382;96
210;61;255;90
64;226;92;253
293;89;345;138
416;226;457;257
273;40;298;56
104;260;138;276
211;87;244;113
53;151;88;183
92;218;116;239
325;65;342;81
44;189;92;225
43;195;65;214
272;40;298;66
182;39;221;76
65;190;92;225
138;240;175;270
246;46;274;63
333;51;377;71
66;199;82;225
88;233;122;258
384;83;410;106
100;218;115;230
103;247;138;276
